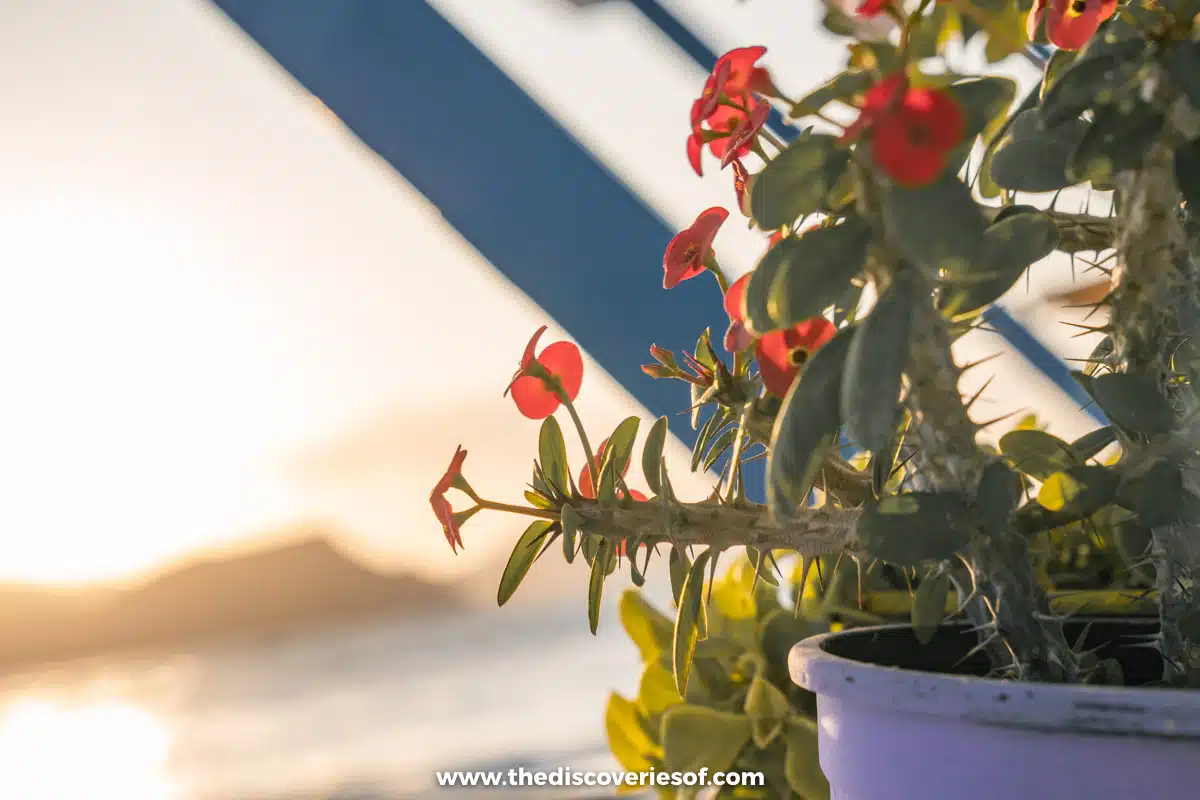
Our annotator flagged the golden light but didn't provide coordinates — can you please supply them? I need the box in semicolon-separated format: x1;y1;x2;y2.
0;195;308;584
0;698;178;799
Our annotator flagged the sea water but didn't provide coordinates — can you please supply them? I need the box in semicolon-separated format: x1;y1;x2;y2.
0;603;642;799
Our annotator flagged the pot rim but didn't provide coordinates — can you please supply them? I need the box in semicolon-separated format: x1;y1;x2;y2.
789;621;1200;740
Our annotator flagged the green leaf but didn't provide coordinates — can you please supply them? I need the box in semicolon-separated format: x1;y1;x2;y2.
497;520;553;606
841;270;915;454
882;171;986;274
750;132;849;231
1036;465;1119;517
791;70;874;118
561;504;581;563
642;416;669;496
783;718;830;800
1115;517;1154;564
622;590;676;662
988;109;1089;193
537;416;570;496
660;705;752;775
638;661;683;720
974;460;1023;538
1071;426;1117;462
606;693;660;773
905;3;954;61
1136;460;1191;528
669;546;690;607
1166;41;1200;113
1041;48;1079;101
701;427;737;473
1068;102;1165;185
1000;428;1079;480
744;674;792;748
692;409;728;472
1039;30;1146;127
742;236;800;336
758;609;813;667
949;75;1017;147
589;540;615;634
912;571;952;644
768;216;872;328
673;549;712;696
599;416;641;504
982;0;1028;63
858;493;973;567
1073;371;1176;437
942;208;1059;317
581;532;599;566
768;325;856;520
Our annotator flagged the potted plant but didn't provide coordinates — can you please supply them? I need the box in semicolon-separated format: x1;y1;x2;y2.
429;0;1200;796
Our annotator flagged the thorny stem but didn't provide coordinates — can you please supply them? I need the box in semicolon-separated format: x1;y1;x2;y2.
479;499;559;521
575;500;861;556
906;277;1078;682
1110;80;1200;686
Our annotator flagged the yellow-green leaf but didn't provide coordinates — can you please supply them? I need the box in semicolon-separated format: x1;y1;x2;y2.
711;559;758;621
673;549;712;696
637;661;683;720
784;717;830;800
660;705;751;774
620;590;675;663
606;692;661;773
744;674;792;748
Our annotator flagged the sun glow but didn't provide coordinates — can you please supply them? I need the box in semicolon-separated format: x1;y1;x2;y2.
0;197;308;584
0;698;178;799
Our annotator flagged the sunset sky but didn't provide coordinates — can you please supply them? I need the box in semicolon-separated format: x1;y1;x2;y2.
0;0;1102;586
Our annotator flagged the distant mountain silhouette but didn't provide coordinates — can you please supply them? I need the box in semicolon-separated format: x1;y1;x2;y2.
0;537;462;668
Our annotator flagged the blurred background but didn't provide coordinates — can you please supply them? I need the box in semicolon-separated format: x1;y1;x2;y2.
0;0;1107;797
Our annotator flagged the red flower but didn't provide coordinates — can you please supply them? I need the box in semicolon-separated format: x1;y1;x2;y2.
856;0;894;16
505;326;584;419
732;160;755;217
1027;0;1117;50
720;101;771;169
713;47;776;99
724;234;839;396
843;74;965;187
692;58;733;130
723;272;756;353
431;446;468;553
664;207;729;289
687;48;775;177
755;318;838;398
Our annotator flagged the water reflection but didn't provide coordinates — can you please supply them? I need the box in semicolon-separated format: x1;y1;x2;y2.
0;698;178;799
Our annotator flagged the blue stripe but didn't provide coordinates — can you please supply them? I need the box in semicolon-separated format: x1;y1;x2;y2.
209;0;760;493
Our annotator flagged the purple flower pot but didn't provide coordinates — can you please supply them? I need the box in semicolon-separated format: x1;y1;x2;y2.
790;619;1200;799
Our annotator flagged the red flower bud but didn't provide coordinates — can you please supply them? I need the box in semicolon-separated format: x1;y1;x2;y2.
430;446;469;553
